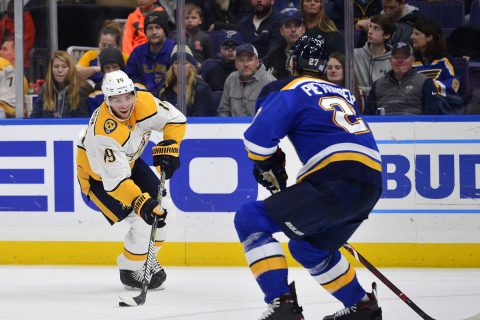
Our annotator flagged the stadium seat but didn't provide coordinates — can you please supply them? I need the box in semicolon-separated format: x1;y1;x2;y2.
470;0;480;27
66;46;97;64
408;0;465;28
451;57;469;99
211;90;223;112
28;47;50;82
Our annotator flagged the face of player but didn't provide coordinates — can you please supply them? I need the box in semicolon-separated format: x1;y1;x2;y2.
52;58;69;86
390;53;413;76
102;63;121;74
146;24;166;46
172;61;193;77
220;42;237;61
367;22;387;45
185;11;202;31
381;0;404;20
281;20;305;46
108;92;135;120
411;28;431;53
302;0;322;16
326;57;343;85
235;52;259;79
138;0;156;11
98;34;118;50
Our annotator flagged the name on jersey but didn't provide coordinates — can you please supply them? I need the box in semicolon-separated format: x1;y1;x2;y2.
300;82;355;104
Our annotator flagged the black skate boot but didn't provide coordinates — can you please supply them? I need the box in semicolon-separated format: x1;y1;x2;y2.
258;281;305;320
322;282;382;320
120;260;166;290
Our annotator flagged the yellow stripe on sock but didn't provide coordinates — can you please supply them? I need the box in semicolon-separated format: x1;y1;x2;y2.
250;256;287;278
322;266;356;293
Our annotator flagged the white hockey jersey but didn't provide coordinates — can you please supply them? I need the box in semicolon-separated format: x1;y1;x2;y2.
0;57;16;112
76;90;186;206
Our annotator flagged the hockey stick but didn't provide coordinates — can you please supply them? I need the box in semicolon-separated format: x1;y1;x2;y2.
264;179;436;319
342;243;436;320
118;172;166;307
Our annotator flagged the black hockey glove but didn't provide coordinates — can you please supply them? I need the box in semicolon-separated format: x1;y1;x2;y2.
152;140;180;180
253;148;288;192
132;193;167;227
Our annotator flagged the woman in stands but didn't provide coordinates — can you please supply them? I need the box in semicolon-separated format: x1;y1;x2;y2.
325;52;364;113
30;51;91;118
75;20;127;87
411;19;460;99
300;0;344;55
158;46;215;116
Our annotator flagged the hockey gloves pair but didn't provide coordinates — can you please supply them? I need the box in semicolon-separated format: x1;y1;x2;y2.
152;140;180;180
132;193;167;227
253;148;288;193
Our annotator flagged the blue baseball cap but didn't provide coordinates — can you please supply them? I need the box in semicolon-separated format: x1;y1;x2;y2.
280;7;303;25
221;30;242;46
235;43;258;57
391;42;414;57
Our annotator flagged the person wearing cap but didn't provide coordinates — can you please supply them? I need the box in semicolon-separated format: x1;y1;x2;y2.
76;20;128;88
87;47;127;116
217;43;276;116
365;41;452;115
263;7;305;80
122;0;166;56
159;45;216;116
202;30;242;91
354;14;395;95
236;0;283;59
125;11;175;97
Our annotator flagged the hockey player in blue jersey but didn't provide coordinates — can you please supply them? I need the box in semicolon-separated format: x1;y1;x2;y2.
234;35;383;320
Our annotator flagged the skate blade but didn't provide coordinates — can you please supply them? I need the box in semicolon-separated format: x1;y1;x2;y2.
123;284;165;291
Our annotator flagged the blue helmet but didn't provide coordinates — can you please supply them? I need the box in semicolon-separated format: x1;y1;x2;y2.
288;35;328;74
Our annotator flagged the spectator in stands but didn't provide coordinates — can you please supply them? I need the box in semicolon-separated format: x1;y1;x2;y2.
354;14;395;95
411;19;460;99
202;30;241;91
122;0;166;56
365;42;451;115
76;20;127;88
183;3;215;68
217;43;276;116
236;0;283;59
233;0;254;21
0;55;27;118
263;7;305;80
30;51;91;118
381;0;423;44
331;0;383;30
207;0;238;31
125;11;175;97
0;0;35;73
0;39;15;65
301;0;344;55
87;48;126;116
326;52;365;113
159;46;215;116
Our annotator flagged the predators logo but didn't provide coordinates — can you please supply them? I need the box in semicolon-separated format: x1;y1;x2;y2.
104;119;117;134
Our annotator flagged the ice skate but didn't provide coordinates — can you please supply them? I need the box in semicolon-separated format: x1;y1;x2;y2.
322;282;382;320
258;281;304;320
120;260;166;290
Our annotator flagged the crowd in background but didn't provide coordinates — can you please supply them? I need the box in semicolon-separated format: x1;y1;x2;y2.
1;0;480;118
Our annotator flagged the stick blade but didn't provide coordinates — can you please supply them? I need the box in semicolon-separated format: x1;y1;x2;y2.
118;293;143;307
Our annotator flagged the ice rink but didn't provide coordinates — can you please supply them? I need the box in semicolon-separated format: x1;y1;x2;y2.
1;266;479;320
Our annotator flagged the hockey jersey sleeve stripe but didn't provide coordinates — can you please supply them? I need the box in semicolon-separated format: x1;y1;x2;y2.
250;256;288;278
244;139;277;158
297;152;382;182
164;122;187;143
107;178;142;206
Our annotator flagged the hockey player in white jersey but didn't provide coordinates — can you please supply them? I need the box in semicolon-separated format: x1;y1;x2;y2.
234;36;383;320
76;70;186;289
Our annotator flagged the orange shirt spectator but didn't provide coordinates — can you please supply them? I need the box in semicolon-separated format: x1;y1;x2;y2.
122;2;165;56
0;0;36;68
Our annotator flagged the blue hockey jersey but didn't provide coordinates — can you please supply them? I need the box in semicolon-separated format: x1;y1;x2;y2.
244;76;382;187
